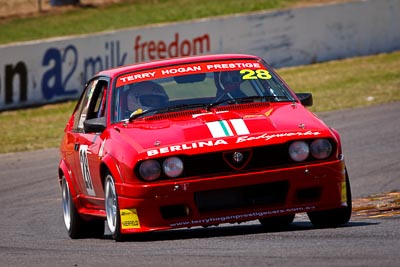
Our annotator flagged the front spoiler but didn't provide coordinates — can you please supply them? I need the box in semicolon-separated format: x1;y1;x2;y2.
116;160;348;233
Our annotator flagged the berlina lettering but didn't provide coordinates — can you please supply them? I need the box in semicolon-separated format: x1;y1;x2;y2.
147;139;228;156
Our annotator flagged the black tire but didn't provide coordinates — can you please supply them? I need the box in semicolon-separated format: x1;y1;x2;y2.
84;219;105;238
61;176;104;239
105;173;124;241
259;214;295;229
307;169;352;228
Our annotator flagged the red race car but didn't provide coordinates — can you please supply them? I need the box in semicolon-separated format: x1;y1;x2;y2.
58;54;351;241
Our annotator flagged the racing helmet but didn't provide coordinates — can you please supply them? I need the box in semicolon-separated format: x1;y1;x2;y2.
127;81;168;111
219;71;243;91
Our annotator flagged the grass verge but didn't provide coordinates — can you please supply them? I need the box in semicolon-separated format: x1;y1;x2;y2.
279;51;400;112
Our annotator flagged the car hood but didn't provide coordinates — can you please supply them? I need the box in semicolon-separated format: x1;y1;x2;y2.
113;103;333;158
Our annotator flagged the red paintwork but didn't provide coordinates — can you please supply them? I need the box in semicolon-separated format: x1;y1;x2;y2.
59;54;348;234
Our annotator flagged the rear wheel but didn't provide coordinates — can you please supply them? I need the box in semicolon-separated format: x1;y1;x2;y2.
105;173;124;241
259;214;295;229
61;176;104;238
307;170;352;228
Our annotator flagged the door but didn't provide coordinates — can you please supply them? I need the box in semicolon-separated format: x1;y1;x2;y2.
68;78;109;208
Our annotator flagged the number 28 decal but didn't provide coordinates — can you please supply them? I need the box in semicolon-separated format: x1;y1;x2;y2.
79;145;95;196
240;69;272;80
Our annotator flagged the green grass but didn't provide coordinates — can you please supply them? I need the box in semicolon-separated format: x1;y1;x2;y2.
0;101;76;153
1;51;399;154
0;0;299;44
279;51;400;112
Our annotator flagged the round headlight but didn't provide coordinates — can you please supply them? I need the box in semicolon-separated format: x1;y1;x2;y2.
289;141;310;162
310;139;332;159
139;160;161;181
163;157;184;178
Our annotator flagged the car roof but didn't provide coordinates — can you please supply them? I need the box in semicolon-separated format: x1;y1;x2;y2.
97;54;262;78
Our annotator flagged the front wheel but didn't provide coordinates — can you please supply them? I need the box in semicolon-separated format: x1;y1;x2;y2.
105;173;124;241
307;170;352;228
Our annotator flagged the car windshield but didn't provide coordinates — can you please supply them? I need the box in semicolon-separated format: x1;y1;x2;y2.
112;59;295;122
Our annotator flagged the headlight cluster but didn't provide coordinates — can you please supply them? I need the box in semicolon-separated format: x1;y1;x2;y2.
138;157;184;181
288;139;332;162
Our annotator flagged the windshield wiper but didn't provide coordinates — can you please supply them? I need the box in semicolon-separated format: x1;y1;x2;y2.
128;108;158;121
206;98;236;110
232;95;291;104
235;96;279;103
129;103;207;121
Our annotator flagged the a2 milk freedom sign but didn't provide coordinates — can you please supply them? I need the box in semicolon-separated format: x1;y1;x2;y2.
0;32;210;110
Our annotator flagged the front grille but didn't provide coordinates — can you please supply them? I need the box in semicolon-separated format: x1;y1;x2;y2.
182;143;289;177
195;181;289;213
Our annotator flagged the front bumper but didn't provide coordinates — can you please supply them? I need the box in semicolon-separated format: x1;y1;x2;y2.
116;160;347;233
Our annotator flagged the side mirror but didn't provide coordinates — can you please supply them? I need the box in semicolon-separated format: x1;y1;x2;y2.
84;117;106;133
296;93;313;107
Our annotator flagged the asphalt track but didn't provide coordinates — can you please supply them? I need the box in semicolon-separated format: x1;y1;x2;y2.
0;102;399;266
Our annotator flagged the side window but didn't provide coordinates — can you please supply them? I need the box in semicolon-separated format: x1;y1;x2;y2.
94;87;106;118
72;79;108;132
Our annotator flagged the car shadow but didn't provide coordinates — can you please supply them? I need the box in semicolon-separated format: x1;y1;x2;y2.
102;219;377;242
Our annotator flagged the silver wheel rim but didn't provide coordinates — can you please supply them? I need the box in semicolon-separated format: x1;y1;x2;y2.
105;175;117;234
61;178;71;231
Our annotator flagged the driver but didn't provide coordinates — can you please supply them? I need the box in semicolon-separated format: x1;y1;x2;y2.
216;71;246;100
126;81;168;117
